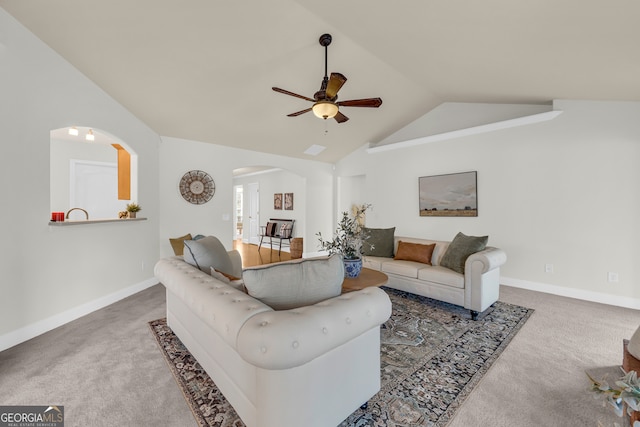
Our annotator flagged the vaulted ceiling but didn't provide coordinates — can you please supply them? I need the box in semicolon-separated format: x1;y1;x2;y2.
2;0;639;162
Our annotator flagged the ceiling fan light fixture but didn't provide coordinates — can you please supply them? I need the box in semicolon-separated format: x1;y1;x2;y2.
312;101;339;119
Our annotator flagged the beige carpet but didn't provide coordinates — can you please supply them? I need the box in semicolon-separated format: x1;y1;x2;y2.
0;284;638;426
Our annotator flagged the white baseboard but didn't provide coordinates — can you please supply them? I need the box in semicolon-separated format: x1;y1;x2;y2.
0;277;158;353
260;242;291;253
501;276;640;310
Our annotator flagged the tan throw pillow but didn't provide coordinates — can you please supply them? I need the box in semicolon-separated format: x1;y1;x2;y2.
394;241;436;265
169;233;192;256
210;268;245;292
211;268;241;282
242;255;344;310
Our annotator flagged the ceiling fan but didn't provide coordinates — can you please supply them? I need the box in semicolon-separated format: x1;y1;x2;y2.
272;33;382;123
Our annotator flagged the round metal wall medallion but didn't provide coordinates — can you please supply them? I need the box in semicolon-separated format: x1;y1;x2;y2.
179;170;215;204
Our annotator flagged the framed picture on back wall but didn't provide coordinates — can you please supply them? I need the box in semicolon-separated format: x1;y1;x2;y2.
274;193;283;210
419;171;477;217
284;193;294;210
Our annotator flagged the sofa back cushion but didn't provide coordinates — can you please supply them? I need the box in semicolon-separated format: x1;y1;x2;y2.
183;235;235;276
242;255;344;310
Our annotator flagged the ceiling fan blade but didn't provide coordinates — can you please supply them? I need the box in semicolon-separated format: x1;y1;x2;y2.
326;73;347;99
337;97;383;108
287;108;312;117
272;87;315;102
334;111;349;123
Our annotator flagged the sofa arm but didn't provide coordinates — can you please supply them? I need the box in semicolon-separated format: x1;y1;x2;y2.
463;247;507;313
236;287;392;370
465;247;507;274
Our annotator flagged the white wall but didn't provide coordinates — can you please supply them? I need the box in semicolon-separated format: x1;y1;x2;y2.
0;9;160;349
337;100;640;307
159;137;333;257
337;174;366;218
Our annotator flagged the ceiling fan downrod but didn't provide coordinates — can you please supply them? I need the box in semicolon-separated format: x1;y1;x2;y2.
319;33;332;91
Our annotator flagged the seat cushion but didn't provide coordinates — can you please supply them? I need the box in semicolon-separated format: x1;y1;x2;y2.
381;260;425;279
242;255;344;310
440;232;488;274
183;235;235;275
417;265;464;289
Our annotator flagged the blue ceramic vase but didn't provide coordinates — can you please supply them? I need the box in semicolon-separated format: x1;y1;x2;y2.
343;258;363;278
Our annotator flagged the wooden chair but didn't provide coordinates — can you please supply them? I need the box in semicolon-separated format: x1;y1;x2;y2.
258;218;295;255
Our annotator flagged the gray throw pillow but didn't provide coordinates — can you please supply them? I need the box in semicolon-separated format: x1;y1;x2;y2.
183;235;234;275
362;227;395;258
242;255;344;310
440;232;488;274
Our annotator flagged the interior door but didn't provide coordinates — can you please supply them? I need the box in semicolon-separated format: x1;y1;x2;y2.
70;160;121;219
247;182;259;244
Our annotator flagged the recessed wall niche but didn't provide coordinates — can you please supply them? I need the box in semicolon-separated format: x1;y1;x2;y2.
50;127;138;220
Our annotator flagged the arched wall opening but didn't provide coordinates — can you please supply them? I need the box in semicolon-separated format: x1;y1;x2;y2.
50;126;139;220
232;166;306;252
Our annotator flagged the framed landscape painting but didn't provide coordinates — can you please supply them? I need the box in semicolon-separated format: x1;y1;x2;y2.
419;171;477;217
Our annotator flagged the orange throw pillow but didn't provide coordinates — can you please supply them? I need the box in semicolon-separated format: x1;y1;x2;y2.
394;241;436;265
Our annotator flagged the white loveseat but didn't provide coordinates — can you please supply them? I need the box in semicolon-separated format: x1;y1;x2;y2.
363;236;506;319
154;255;392;427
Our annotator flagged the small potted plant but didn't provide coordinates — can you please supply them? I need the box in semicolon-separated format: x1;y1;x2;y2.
317;203;372;278
126;202;141;219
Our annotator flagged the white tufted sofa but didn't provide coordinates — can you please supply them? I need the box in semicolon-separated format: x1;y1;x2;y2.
363;236;506;320
154;255;392;427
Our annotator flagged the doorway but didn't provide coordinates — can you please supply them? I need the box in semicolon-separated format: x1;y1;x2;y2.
247;182;260;245
234;185;243;240
70;160;120;219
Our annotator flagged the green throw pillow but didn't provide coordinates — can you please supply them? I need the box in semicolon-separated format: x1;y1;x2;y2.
362;227;395;258
440;232;488;274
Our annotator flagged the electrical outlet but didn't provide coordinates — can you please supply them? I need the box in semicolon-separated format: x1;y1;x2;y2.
545;264;554;273
608;272;619;283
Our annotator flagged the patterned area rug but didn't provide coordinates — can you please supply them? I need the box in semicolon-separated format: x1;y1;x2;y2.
149;288;533;427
